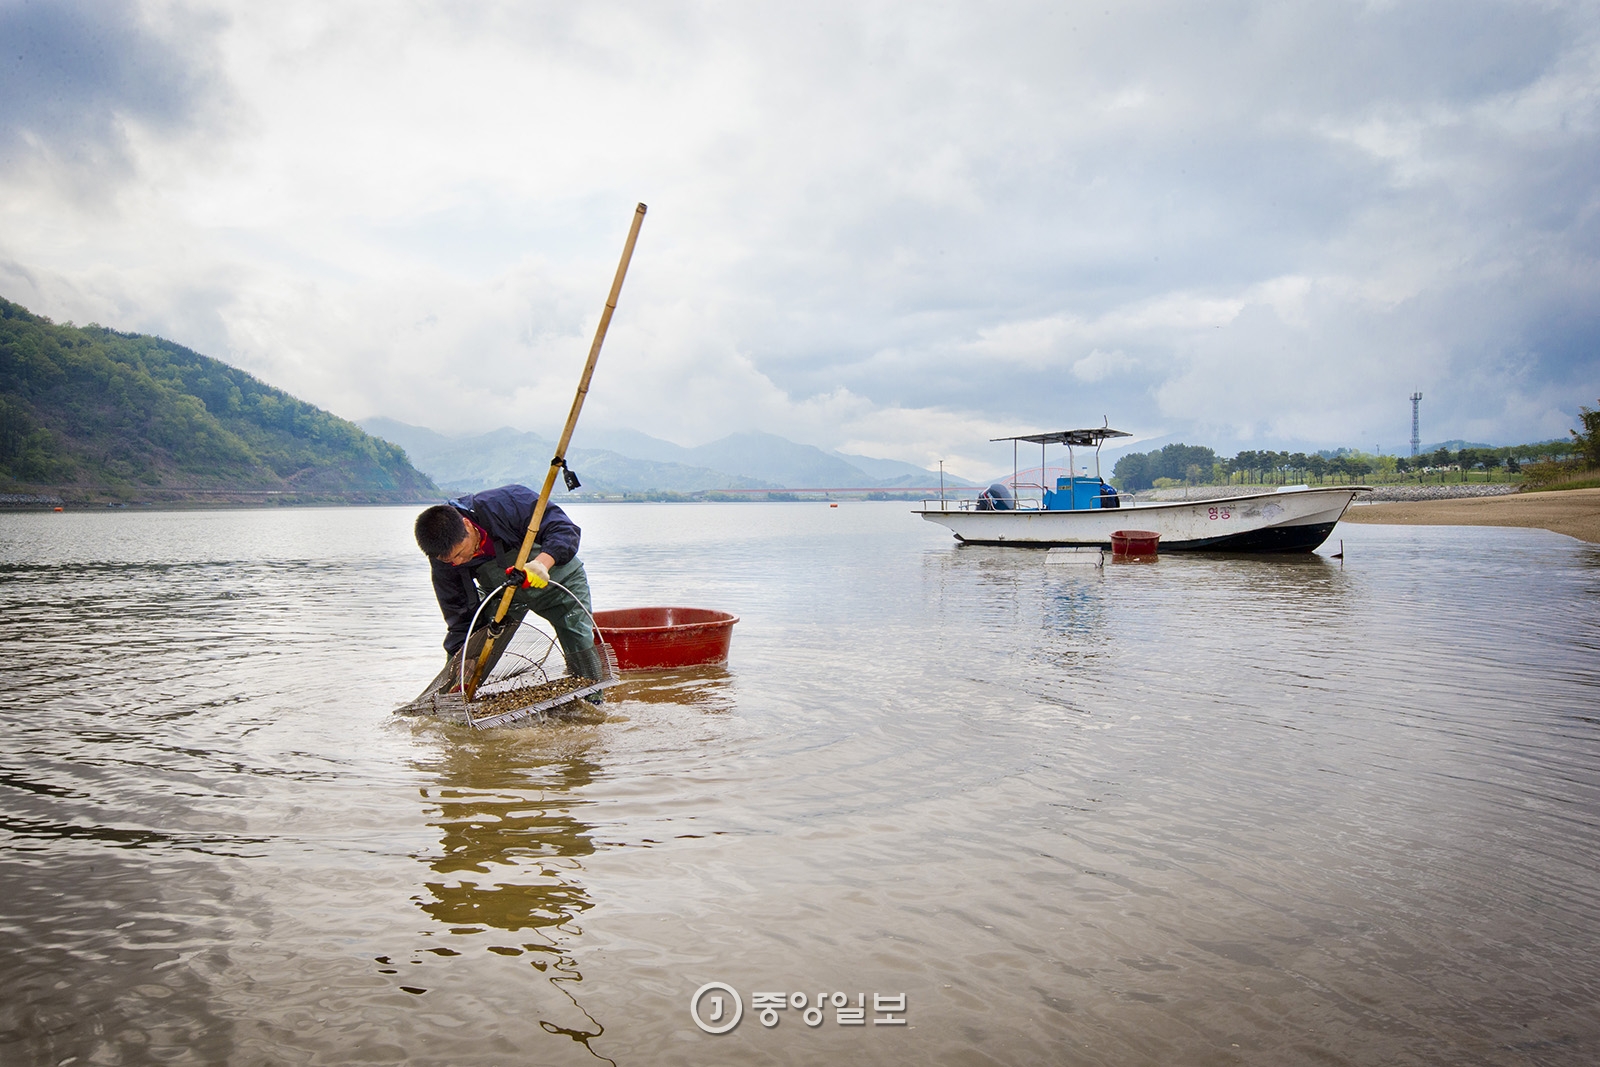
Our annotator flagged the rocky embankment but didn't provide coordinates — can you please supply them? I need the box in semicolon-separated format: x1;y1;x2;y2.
1;493;65;507
1359;484;1521;502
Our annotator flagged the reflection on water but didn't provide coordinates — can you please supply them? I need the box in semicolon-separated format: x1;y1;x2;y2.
2;506;1599;1065
609;665;736;711
418;746;599;932
411;736;610;1058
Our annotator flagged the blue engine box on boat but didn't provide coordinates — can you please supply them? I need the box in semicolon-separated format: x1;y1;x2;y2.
1044;476;1109;511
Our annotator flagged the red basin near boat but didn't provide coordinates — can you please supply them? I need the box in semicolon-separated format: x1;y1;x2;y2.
592;607;739;671
1110;529;1161;557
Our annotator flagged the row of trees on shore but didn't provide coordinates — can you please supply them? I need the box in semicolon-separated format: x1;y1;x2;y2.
1111;439;1581;492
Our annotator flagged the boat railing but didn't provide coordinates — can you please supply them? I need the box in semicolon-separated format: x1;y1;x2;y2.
919;493;1137;513
919;496;1045;512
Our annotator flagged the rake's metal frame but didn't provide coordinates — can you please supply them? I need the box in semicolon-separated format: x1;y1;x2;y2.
401;641;621;728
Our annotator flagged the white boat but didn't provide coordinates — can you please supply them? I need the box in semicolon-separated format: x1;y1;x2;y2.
916;427;1368;552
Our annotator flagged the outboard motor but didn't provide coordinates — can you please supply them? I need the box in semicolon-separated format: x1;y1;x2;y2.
1099;481;1120;509
977;482;1015;511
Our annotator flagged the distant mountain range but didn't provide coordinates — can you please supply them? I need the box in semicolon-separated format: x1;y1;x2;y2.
360;417;968;496
0;290;958;506
1;297;434;504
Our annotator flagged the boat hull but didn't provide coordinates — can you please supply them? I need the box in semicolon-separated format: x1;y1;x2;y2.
915;487;1366;552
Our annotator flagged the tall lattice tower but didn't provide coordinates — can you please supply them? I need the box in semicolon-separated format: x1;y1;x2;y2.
1410;392;1423;457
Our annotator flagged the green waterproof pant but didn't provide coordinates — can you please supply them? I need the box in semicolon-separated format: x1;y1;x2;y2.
472;542;594;667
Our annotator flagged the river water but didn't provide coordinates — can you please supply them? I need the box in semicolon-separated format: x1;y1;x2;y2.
1;502;1597;1066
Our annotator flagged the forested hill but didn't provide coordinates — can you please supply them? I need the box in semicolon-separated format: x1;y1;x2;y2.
0;297;435;504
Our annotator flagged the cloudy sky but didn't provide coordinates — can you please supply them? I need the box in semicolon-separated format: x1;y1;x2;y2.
3;0;1597;478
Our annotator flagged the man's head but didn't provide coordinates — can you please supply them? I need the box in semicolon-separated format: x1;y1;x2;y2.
415;505;474;564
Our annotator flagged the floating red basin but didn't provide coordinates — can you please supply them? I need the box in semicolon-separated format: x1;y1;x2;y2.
592;607;739;671
1110;529;1160;557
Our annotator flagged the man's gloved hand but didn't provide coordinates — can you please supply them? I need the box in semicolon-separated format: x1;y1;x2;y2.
509;558;550;589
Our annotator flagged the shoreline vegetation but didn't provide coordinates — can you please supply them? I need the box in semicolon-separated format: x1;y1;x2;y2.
1109;439;1593;493
1;297;434;505
1108;398;1599;498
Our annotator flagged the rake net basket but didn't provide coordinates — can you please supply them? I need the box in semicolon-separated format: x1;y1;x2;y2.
397;615;620;728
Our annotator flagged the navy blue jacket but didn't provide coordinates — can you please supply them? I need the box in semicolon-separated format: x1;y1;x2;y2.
429;485;582;653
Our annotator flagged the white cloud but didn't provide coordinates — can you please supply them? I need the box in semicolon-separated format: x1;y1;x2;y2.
2;0;1597;463
1071;349;1135;383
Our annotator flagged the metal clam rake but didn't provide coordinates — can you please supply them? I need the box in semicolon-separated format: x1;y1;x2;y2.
398;610;621;729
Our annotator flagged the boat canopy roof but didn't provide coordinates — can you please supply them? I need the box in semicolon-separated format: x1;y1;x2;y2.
991;427;1132;447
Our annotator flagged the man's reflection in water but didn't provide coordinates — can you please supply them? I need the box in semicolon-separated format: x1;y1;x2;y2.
413;735;610;1061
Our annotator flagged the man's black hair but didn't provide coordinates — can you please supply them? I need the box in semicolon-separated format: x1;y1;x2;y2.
415;505;469;557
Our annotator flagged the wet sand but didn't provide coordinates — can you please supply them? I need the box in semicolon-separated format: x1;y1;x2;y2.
1344;486;1600;543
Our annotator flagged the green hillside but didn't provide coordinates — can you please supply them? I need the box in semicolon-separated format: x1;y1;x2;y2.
1;297;435;504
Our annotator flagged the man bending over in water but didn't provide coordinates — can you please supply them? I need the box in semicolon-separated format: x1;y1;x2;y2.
413;484;603;701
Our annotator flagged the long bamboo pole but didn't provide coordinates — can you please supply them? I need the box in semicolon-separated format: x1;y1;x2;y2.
463;202;647;700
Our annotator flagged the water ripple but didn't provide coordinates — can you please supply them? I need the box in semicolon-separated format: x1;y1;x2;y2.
1;508;1597;1064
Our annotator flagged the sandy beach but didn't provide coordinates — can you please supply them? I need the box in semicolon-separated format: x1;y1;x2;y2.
1344;486;1600;543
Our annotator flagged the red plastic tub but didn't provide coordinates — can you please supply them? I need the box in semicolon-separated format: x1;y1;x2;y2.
591;607;739;671
1110;529;1160;557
